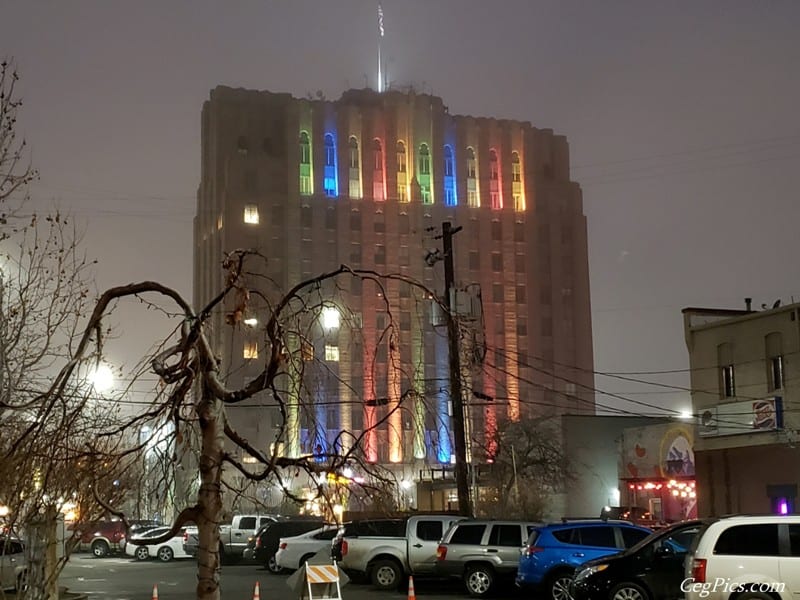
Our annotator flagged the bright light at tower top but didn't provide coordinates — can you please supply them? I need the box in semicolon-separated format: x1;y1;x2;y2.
91;364;114;392
322;306;340;329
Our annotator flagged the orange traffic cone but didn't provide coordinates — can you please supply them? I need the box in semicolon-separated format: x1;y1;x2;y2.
408;575;417;600
151;584;159;600
253;581;261;600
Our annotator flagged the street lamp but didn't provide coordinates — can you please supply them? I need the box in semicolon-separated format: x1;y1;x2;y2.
321;306;340;329
90;364;114;393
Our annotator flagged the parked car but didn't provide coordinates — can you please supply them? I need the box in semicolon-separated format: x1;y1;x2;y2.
571;519;707;600
0;536;28;592
124;526;191;562
685;515;800;600
73;519;158;558
435;519;543;598
275;526;339;571
245;517;327;572
336;514;463;591
516;519;652;600
182;514;278;562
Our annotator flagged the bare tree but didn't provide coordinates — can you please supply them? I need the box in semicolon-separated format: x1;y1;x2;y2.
473;416;571;521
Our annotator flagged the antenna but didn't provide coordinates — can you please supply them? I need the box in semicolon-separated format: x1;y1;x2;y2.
377;3;385;92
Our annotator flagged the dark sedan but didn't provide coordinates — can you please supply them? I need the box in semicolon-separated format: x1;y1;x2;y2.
570;520;708;600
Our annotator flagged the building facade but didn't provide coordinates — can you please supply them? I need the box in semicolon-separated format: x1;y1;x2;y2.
683;303;800;516
193;86;594;492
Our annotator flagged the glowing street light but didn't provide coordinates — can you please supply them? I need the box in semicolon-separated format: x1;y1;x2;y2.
90;364;114;393
321;306;340;329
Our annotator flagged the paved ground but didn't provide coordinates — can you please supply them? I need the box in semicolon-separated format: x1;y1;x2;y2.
59;553;528;599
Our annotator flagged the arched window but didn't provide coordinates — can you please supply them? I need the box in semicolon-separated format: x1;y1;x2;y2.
418;143;432;204
466;147;479;207
511;151;524;211
443;145;457;206
396;141;408;202
489;149;501;209
299;131;312;196
348;136;361;199
323;134;337;197
372;139;385;201
419;144;431;175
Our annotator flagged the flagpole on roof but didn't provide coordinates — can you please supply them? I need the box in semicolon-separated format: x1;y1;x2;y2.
377;3;384;92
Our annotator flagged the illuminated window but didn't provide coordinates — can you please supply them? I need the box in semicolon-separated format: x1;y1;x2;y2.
466;147;479;207
418;143;432;204
325;344;340;362
243;341;258;360
348;136;361;199
511;151;524;211
323;133;337;197
489;149;502;210
216;214;223;230
244;204;259;224
372;139;385;201
443;145;457;206
396;141;408;202
299;131;312;196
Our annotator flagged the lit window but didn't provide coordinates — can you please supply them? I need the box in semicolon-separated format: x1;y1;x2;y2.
323;133;337;197
372;139;385;201
443;145;457;206
466;147;479;207
244;341;258;359
489;149;502;209
418;143;433;204
244;204;259;224
244;317;258;327
348;136;361;199
299;130;312;196
325;344;340;362
217;215;223;230
396;141;408;202
242;453;258;464
511;151;524;211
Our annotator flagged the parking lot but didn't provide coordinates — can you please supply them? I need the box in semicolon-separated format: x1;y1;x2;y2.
60;553;529;599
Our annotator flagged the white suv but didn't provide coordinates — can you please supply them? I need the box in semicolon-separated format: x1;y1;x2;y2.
685;515;800;600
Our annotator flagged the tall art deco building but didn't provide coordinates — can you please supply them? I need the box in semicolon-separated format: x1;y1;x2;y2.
194;86;595;484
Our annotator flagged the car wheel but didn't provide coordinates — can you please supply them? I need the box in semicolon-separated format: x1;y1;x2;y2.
464;564;495;598
267;554;284;574
91;539;110;558
548;569;575;600
611;582;650;600
157;547;174;562
135;546;149;561
370;558;402;590
16;571;29;593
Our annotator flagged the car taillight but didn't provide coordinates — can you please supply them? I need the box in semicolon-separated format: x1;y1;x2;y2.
524;545;545;557
255;537;262;549
691;558;706;583
279;542;287;550
341;540;348;557
183;532;188;542
436;545;447;560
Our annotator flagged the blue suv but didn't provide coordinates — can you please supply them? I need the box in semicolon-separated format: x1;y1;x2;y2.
516;520;652;600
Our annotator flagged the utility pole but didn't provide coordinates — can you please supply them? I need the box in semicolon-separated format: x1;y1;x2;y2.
439;221;472;517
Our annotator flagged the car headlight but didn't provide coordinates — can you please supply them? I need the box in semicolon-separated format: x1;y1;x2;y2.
575;564;609;581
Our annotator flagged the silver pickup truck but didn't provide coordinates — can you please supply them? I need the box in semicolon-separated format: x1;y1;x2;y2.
333;514;463;590
182;514;278;562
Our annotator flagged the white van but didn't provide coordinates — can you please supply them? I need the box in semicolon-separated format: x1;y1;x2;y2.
685;515;800;600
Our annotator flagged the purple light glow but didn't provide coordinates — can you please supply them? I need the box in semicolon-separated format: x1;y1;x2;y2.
779;499;789;515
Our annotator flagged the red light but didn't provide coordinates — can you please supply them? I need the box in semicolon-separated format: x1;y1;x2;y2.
341;540;348;557
436;545;447;561
524;545;545;557
691;558;706;583
279;542;287;550
255;537;261;549
628;484;635;489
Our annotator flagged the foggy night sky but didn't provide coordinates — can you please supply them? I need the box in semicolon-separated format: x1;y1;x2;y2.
2;0;799;417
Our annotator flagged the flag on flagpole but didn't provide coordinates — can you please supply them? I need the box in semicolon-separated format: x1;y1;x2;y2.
378;4;385;37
